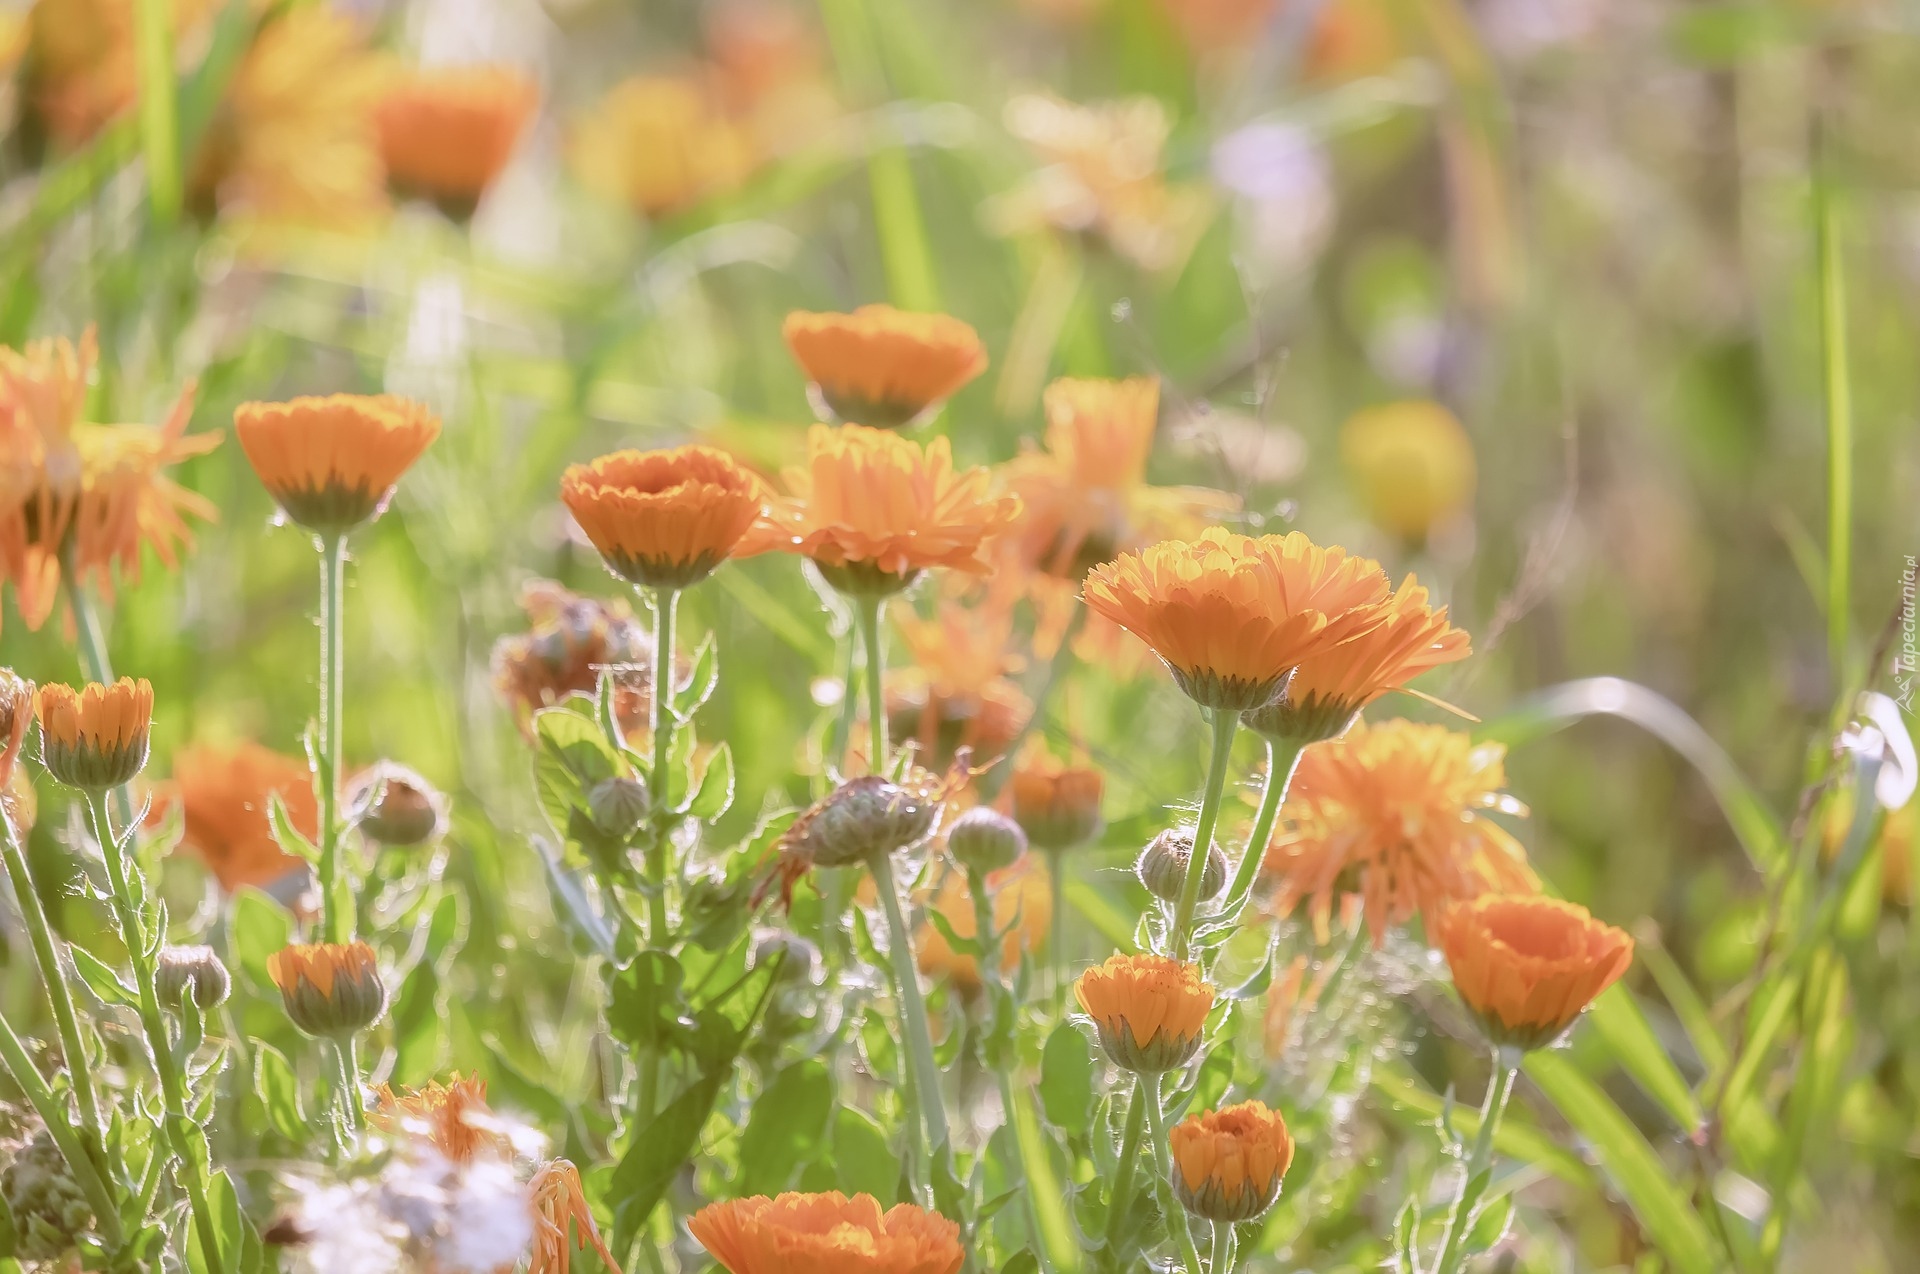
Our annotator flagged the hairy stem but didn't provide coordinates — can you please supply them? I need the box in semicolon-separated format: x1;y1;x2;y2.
1101;1075;1150;1249
1219;737;1305;919
1431;1055;1519;1274
856;596;888;774
1210;1220;1233;1274
1171;710;1241;960
646;586;679;945
1142;1070;1205;1274
316;533;350;944
869;850;951;1168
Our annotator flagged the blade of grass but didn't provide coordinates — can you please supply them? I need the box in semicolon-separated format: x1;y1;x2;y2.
1588;986;1704;1135
1008;1081;1082;1272
133;0;181;221
1370;1065;1597;1190
1813;113;1851;686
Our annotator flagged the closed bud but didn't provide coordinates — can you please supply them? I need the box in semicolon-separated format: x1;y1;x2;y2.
156;945;232;1011
587;776;650;838
946;806;1026;874
784;775;942;869
267;941;387;1038
751;929;823;984
349;761;446;846
1137;828;1227;903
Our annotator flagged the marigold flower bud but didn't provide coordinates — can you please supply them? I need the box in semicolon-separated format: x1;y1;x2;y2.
1009;754;1103;851
587;776;650;839
156;944;232;1012
1074;953;1214;1073
1435;895;1633;1053
946;806;1027;874
35;678;153;791
267;941;387;1038
1169;1100;1294;1222
1136;828;1226;903
349;761;446;846
785;775;943;869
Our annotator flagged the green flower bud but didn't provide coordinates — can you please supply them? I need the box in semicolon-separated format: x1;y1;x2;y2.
946;806;1027;874
156;944;232;1012
587;776;650;838
350;761;446;846
1136;828;1227;904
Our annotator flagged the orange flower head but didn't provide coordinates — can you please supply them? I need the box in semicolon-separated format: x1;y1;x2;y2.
1436;895;1633;1052
569;74;758;220
1340;400;1476;544
1264;719;1537;946
915;859;1050;995
161;741;314;893
1169;1100;1294;1222
35;677;152;790
782;306;987;429
373;1074;507;1164
1009;746;1104;851
0;670;32;791
234;394;440;535
530;1159;623;1274
689;1191;964;1274
376;64;538;216
887;598;1030;769
490;580;653;736
267;941;386;1038
1083;527;1394;711
741;424;1020;595
1074;952;1214;1072
1245;576;1470;744
1155;0;1277;49
559;446;766;590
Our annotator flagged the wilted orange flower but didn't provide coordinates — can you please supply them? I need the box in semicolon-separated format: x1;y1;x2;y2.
35;677;152;791
1074;952;1214;1072
1245;577;1469;744
1436;895;1633;1052
162;741;313;893
690;1191;964;1274
491;581;653;736
234;394;440;536
888;597;1030;769
559;446;767;590
1265;719;1537;945
915;860;1050;994
1083;527;1394;711
530;1159;623;1274
0;670;32;791
376;64;538;214
1340;400;1476;544
1169;1099;1294;1222
740;424;1020;594
1008;745;1104;851
373;1074;506;1164
267;940;386;1038
570;74;758;220
782;307;988;429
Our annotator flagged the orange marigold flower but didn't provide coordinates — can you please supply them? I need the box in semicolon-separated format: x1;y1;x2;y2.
690;1191;964;1274
915;859;1050;995
376;63;538;216
740;424;1020;595
491;580;653;737
373;1074;507;1164
888;598;1030;770
1265;719;1537;946
1340;400;1476;545
1245;577;1469;744
1082;526;1394;711
0;670;32;792
1008;745;1104;851
1074;952;1214;1072
569;74;758;220
160;741;314;893
782;306;987;429
1435;895;1634;1052
35;677;152;790
530;1159;623;1274
1169;1099;1294;1222
267;940;387;1038
559;446;767;590
234;394;440;536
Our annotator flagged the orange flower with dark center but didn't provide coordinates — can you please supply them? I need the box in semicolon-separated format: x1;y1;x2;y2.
373;1074;506;1164
35;677;152;790
530;1159;624;1274
267;940;386;1038
234;394;440;535
161;741;314;893
782;306;987;429
915;859;1050;995
376;64;538;216
1008;745;1103;851
559;446;767;590
490;580;653;736
1082;527;1394;711
1169;1100;1294;1222
1264;719;1536;945
1435;895;1633;1052
0;670;32;791
1244;577;1469;744
740;424;1020;595
887;598;1030;769
690;1191;964;1274
1074;952;1214;1072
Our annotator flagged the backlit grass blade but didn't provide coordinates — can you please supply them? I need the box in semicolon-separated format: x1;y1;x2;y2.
133;0;180;221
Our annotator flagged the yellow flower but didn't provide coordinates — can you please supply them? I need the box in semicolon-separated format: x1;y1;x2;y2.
689;1191;964;1274
783;306;988;429
1339;400;1476;544
1082;527;1394;711
1073;952;1214;1072
1264;719;1537;945
529;1159;623;1274
570;74;758;220
559;446;767;590
35;677;152;791
915;860;1050;995
158;741;313;894
372;1074;505;1165
267;941;387;1038
1008;744;1103;851
233;394;440;536
376;64;538;216
1169;1100;1294;1222
1435;895;1634;1052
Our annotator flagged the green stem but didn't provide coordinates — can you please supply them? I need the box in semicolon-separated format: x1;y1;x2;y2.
832;627;860;777
62;556;134;835
1141;1070;1205;1274
1101;1076;1150;1249
1045;846;1067;1000
646;587;679;945
1431;1055;1519;1274
868;850;951;1163
0;1006;121;1246
329;1036;365;1138
981;604;1084;799
856;596;888;774
1814;116;1851;685
1218;738;1305;920
131;0;179;220
1171;710;1241;960
1311;921;1370;1018
316;534;350;944
1210;1220;1232;1274
84;794;226;1274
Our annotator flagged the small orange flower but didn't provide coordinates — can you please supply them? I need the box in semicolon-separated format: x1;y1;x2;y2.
888;597;1030;769
1265;719;1537;946
1245;577;1470;744
234;394;440;535
1169;1099;1294;1222
530;1159;624;1274
35;677;153;790
0;670;32;791
1340;400;1476;544
782;306;987;429
267;941;387;1038
559;446;767;590
1008;745;1104;851
690;1191;964;1274
740;424;1020;594
162;741;314;893
1436;895;1634;1052
569;74;758;220
376;64;538;215
1074;952;1214;1072
1082;527;1394;711
373;1074;506;1164
491;581;653;736
915;860;1050;994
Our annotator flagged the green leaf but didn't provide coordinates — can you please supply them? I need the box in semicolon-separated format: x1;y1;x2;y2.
686;742;735;821
606;953;687;1055
737;1060;834;1196
266;791;320;866
534;705;624;838
1007;1080;1082;1273
831;1107;899;1200
1001;1253;1039;1274
252;1045;306;1142
230;888;292;991
675;634;720;719
68;946;136;1008
185;1169;263;1274
1039;1026;1094;1137
1589;986;1703;1133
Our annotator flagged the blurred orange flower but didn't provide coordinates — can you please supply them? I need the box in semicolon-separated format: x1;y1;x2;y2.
1169;1099;1294;1222
783;306;988;430
24;0;211;148
1339;400;1476;545
161;740;313;893
915;859;1050;994
491;581;653;736
1008;744;1103;851
376;64;538;215
1265;719;1537;944
888;597;1029;769
570;74;757;220
1074;952;1214;1072
690;1191;963;1274
36;677;152;790
704;0;837;154
560;446;767;590
1435;894;1633;1051
373;1074;506;1165
234;394;440;536
530;1159;623;1274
